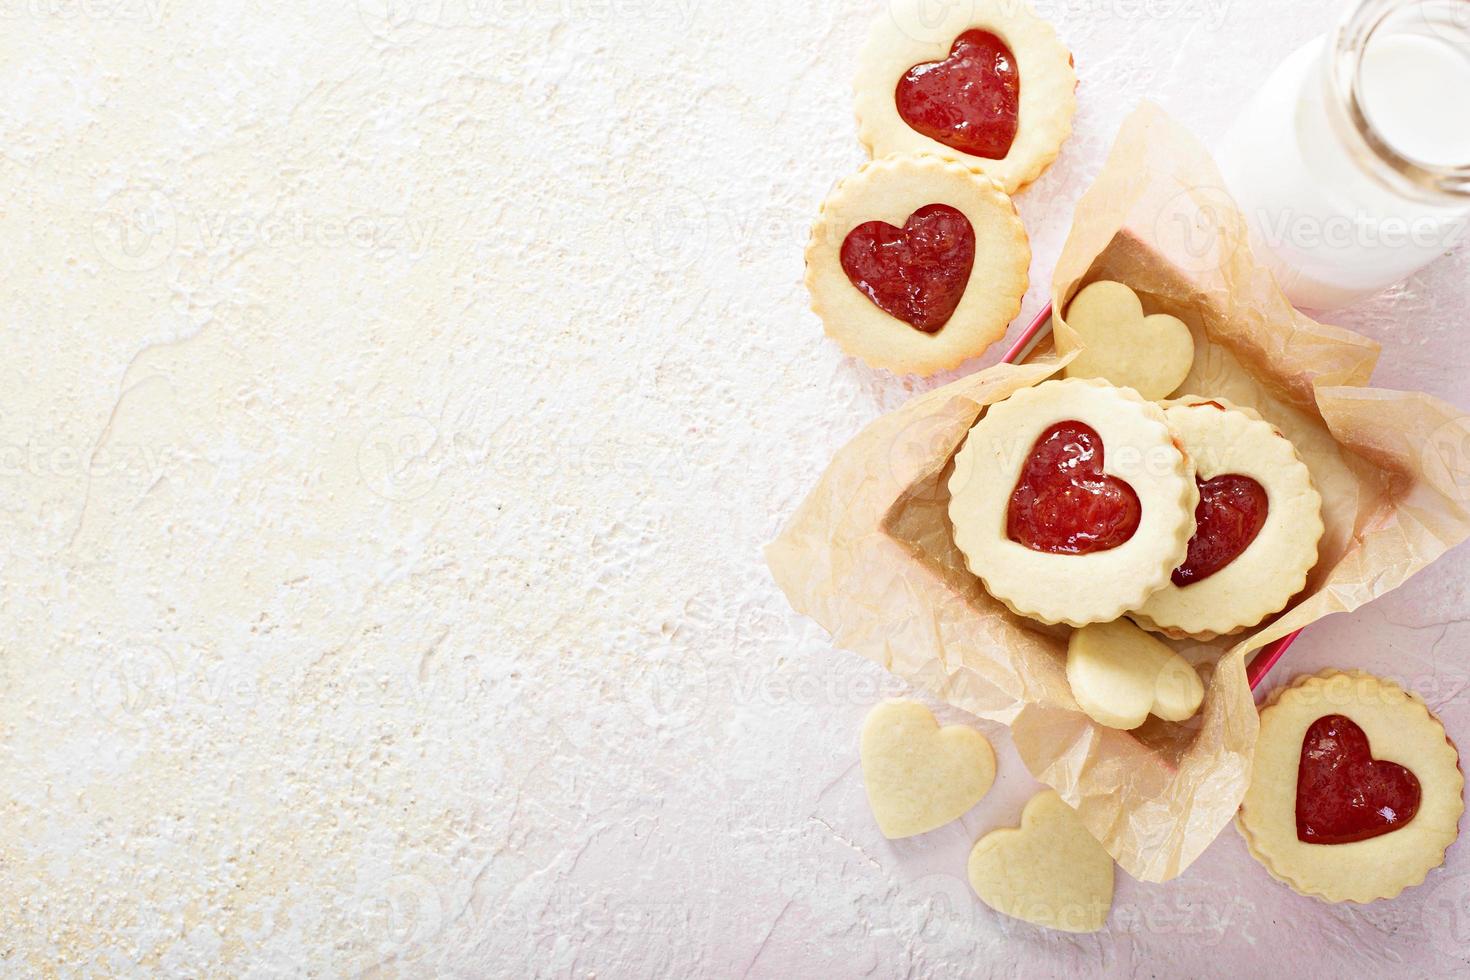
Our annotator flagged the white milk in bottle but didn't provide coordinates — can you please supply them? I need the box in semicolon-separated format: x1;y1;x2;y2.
1216;0;1470;310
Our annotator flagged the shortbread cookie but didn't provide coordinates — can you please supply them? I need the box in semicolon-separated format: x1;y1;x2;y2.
860;699;996;838
968;790;1114;932
855;0;1076;193
1238;670;1463;903
1058;281;1194;399
1065;619;1204;730
806;154;1029;375
948;378;1197;626
1132;398;1323;639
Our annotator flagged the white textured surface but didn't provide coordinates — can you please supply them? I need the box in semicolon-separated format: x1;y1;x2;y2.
1;1;1468;975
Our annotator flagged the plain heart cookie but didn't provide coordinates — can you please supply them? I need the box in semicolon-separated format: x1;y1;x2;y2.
1058;281;1195;400
967;790;1114;932
806;154;1029;375
1065;619;1204;730
860;699;996;839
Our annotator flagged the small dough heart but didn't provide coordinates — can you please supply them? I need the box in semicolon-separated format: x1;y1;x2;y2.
860;700;996;839
1066;619;1204;730
967;790;1114;933
1059;280;1194;400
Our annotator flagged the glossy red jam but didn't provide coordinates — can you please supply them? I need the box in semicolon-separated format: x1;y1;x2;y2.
895;30;1020;160
1296;714;1421;844
1171;474;1268;586
840;203;975;332
1007;421;1141;555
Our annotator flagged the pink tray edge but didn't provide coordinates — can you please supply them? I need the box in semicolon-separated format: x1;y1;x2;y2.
999;303;1299;694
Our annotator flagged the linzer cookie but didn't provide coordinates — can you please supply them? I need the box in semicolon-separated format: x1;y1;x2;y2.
1131;398;1323;639
855;0;1076;193
806;154;1028;375
947;378;1197;626
1238;670;1463;903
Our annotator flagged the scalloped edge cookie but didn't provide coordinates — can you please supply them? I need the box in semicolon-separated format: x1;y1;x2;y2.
948;378;1198;626
1237;670;1463;903
805;154;1029;376
855;0;1076;193
1131;397;1323;640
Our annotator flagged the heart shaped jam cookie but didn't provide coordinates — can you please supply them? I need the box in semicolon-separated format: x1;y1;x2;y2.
1008;421;1140;555
806;155;1028;375
1171;474;1269;586
855;1;1076;193
1133;399;1322;640
839;204;975;332
949;379;1196;626
1296;714;1421;845
1239;671;1462;903
895;30;1019;160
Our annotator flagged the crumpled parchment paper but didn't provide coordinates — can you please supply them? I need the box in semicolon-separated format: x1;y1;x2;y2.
767;102;1470;882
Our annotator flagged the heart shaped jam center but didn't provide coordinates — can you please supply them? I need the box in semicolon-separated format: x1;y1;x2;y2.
1007;421;1141;555
840;203;976;333
1171;474;1268;586
1296;714;1421;844
895;30;1020;160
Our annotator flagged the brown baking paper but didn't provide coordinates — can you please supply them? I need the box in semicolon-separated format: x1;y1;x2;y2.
767;102;1470;882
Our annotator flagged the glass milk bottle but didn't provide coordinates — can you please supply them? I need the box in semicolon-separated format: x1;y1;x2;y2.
1215;0;1470;310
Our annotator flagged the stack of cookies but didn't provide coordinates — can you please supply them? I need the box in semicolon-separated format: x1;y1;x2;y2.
805;0;1076;375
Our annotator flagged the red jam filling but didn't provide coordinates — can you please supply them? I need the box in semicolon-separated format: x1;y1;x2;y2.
1171;474;1268;587
1296;714;1421;844
1007;421;1141;555
895;30;1020;160
840;204;975;333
